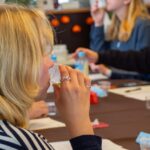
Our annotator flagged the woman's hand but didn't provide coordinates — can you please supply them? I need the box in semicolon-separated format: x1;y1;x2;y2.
53;65;94;138
73;47;99;64
91;0;105;27
29;101;49;119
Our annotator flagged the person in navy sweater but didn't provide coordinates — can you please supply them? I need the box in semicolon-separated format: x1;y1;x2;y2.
90;0;150;80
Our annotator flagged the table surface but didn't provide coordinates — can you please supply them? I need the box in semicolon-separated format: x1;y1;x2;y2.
36;79;150;150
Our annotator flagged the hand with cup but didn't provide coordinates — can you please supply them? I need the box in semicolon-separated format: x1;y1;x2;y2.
53;65;93;138
90;63;112;77
49;63;93;137
73;47;99;64
90;0;106;27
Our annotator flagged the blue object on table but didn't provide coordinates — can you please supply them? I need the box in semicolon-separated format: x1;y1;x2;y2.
136;132;150;146
91;86;107;98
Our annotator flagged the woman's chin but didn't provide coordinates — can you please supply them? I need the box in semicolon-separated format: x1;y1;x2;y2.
36;83;50;100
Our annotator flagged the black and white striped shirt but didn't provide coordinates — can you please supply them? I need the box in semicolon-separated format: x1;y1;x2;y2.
0;120;102;150
0;120;54;150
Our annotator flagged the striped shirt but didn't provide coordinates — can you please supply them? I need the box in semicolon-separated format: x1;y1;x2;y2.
0;120;54;150
0;120;102;150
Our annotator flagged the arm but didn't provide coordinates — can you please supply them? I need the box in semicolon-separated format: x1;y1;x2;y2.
53;66;102;149
136;20;150;50
98;48;150;73
90;2;109;52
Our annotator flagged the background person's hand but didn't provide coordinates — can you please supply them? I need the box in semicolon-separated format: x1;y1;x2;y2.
98;64;111;77
89;63;100;72
90;63;112;77
91;0;105;27
53;65;94;138
29;100;49;119
73;47;99;64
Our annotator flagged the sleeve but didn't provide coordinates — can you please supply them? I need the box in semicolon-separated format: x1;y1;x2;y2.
110;70;140;79
97;48;150;74
90;25;110;52
70;135;102;150
136;20;150;50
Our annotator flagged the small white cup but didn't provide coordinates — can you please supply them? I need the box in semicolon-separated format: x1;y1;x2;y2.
53;44;68;63
49;64;61;85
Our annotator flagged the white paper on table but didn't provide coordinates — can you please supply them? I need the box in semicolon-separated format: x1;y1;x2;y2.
109;85;150;101
102;139;128;150
50;139;128;150
89;73;108;81
50;141;72;150
29;117;65;131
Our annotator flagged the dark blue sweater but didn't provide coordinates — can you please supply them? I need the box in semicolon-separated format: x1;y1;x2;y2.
90;17;150;80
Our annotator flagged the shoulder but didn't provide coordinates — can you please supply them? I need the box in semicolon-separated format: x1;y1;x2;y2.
0;120;53;150
135;17;150;30
133;17;150;40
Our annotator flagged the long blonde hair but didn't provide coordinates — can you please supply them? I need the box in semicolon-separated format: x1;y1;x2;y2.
0;4;53;128
106;0;150;41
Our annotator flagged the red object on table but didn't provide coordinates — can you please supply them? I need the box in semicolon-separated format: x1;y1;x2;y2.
93;122;109;129
90;91;99;104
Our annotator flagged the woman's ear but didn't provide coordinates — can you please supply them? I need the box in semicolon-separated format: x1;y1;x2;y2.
123;0;132;5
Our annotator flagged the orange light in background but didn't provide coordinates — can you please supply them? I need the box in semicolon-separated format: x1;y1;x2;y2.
86;17;94;25
61;15;70;24
72;24;82;33
51;18;60;27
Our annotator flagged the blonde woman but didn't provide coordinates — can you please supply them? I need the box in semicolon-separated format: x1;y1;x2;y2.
90;0;150;80
0;4;101;149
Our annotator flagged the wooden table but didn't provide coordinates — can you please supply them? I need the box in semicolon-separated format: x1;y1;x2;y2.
36;79;150;150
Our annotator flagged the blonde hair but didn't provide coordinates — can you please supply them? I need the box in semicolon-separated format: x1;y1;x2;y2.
106;0;150;41
0;4;54;128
